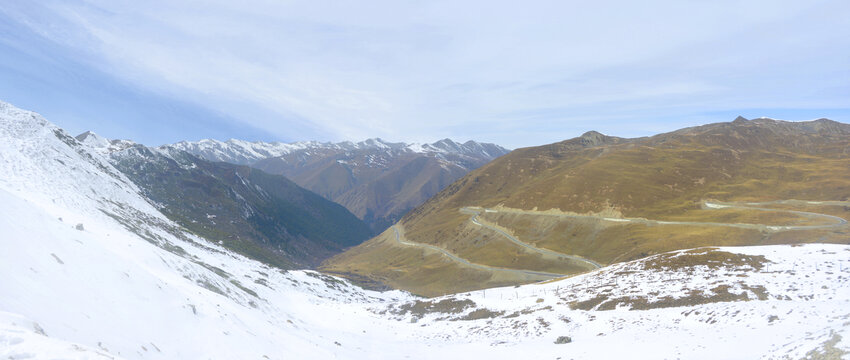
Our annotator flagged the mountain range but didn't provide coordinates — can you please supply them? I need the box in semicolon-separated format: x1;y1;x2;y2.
1;100;849;358
322;116;850;295
76;131;372;268
171;137;509;232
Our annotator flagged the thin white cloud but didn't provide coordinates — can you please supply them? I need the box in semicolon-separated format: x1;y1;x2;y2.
4;0;849;147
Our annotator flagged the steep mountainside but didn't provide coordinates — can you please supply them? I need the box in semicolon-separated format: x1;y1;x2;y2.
77;132;372;268
172;138;509;232
323;117;850;295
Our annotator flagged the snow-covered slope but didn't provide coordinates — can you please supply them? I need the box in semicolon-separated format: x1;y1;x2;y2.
1;100;848;359
0;101;414;358
0;102;150;224
170;137;509;166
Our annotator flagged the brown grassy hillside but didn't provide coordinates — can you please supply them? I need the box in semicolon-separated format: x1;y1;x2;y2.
322;117;850;296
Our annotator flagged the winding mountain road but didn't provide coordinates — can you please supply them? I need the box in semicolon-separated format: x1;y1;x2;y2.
461;208;603;269
390;226;563;280
390;200;847;281
463;200;847;233
706;201;848;231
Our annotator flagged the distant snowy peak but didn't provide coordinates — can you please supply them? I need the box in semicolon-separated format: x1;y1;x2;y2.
170;138;329;165
412;138;508;158
74;131;136;154
171;137;510;165
75;131;110;148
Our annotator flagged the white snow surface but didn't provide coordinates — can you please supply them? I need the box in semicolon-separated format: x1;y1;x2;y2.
1;100;849;359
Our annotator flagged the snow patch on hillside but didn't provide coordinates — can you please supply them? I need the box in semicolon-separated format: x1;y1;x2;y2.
381;244;850;359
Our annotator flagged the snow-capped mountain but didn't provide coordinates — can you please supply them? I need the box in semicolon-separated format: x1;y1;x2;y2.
171;138;510;233
2;100;848;359
76;131;136;154
171;137;509;166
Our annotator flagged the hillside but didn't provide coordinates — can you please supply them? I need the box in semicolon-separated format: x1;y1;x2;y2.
172;138;509;232
78;133;372;268
323;117;850;295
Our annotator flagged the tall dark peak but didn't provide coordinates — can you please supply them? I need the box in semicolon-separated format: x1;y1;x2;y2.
733;116;749;123
579;131;607;146
559;130;622;148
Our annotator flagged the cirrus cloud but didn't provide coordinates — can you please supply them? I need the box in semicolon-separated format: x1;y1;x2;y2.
1;0;848;148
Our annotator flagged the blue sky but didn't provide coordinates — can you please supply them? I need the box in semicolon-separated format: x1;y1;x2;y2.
1;0;848;148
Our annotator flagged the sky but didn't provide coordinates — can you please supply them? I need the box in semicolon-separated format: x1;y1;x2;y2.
0;0;848;149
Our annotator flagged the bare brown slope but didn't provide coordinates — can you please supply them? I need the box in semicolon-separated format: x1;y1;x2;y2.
334;156;470;231
322;117;850;295
254;147;503;233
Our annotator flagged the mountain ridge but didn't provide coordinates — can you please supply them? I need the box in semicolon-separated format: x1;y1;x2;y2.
172;136;510;232
171;137;509;166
